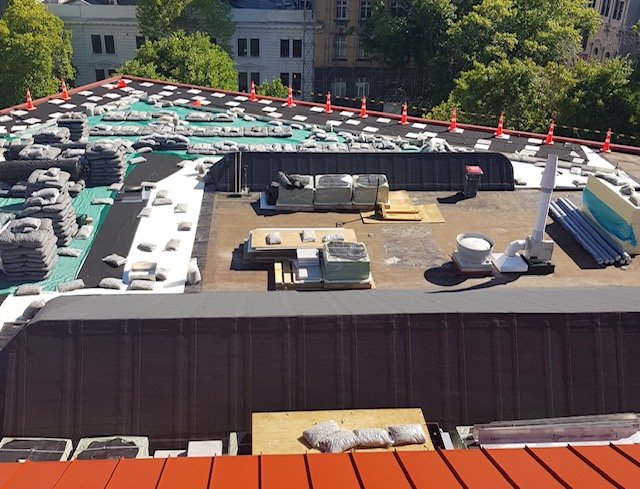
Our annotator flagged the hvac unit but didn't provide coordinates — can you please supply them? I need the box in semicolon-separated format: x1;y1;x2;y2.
0;437;72;462
352;174;389;205
314;174;353;205
71;436;149;460
277;174;315;208
322;241;371;283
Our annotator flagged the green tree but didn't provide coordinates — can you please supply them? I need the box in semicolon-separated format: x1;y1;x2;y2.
428;58;574;132
0;0;73;107
136;0;233;51
557;59;639;137
256;77;288;98
119;31;237;90
448;0;600;72
362;0;455;68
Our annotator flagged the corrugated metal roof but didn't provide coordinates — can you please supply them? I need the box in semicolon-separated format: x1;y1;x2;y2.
0;446;636;488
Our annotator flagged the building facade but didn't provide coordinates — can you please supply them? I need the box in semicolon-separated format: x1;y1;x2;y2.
45;1;143;86
232;7;313;98
586;0;640;60
45;0;315;96
312;0;423;110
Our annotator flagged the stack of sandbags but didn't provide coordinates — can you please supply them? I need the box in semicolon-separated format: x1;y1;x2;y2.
0;217;58;281
84;141;127;186
17;144;62;161
33;127;70;145
57;112;89;142
133;133;189;151
23;168;78;246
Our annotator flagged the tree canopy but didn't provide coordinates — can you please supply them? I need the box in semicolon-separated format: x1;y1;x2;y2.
256;78;288;98
0;0;73;107
119;31;237;90
136;0;233;51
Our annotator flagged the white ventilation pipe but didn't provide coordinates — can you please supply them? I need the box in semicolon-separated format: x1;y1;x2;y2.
504;239;527;257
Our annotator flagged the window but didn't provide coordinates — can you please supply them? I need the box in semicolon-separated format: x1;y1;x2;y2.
612;0;624;20
605;51;611;58
280;72;290;87
355;77;370;97
293;39;302;58
292;72;302;92
336;0;347;19
600;0;611;16
95;69;106;81
358;37;368;60
334;33;347;60
331;78;346;97
587;0;595;7
281;39;290;57
104;35;115;54
250;38;260;57
250;71;261;86
360;0;371;19
238;72;248;92
108;69;116;76
594;46;599;55
390;0;405;16
91;35;102;54
136;36;146;49
238;38;247;57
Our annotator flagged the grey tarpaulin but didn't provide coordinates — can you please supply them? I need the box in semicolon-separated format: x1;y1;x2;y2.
0;287;638;450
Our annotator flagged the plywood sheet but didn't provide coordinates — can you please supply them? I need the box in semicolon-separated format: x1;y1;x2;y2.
252;408;434;455
248;228;358;251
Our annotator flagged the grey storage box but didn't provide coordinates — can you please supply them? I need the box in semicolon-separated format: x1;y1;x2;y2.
0;437;73;462
352;174;389;205
315;174;353;205
71;435;149;460
277;174;314;208
322;241;371;283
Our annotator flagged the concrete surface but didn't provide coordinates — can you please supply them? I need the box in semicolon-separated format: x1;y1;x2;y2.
202;189;639;292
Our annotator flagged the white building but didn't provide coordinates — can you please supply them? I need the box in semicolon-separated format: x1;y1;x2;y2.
232;7;311;97
44;0;314;95
586;0;640;60
45;1;143;86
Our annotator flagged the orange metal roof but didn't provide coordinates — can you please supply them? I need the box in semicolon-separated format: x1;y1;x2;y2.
0;445;637;488
104;458;164;489
529;447;615;489
52;459;118;489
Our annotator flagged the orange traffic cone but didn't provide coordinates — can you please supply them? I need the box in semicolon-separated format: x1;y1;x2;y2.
249;81;257;101
61;80;71;101
448;107;460;132
494;112;505;138
324;91;332;113
544;122;555;145
400;101;408;125
116;79;127;89
601;128;612;153
25;88;36;111
191;99;202;107
286;86;295;108
359;96;368;118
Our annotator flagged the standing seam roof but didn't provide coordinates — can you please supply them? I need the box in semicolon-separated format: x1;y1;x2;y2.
0;446;636;488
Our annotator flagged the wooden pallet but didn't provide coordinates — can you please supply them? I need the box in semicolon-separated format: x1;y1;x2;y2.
274;261;374;291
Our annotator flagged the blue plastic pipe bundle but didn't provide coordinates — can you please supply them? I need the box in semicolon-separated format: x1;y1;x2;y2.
549;198;632;266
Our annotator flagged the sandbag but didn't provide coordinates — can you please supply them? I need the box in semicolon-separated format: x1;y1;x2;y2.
0;159;80;184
